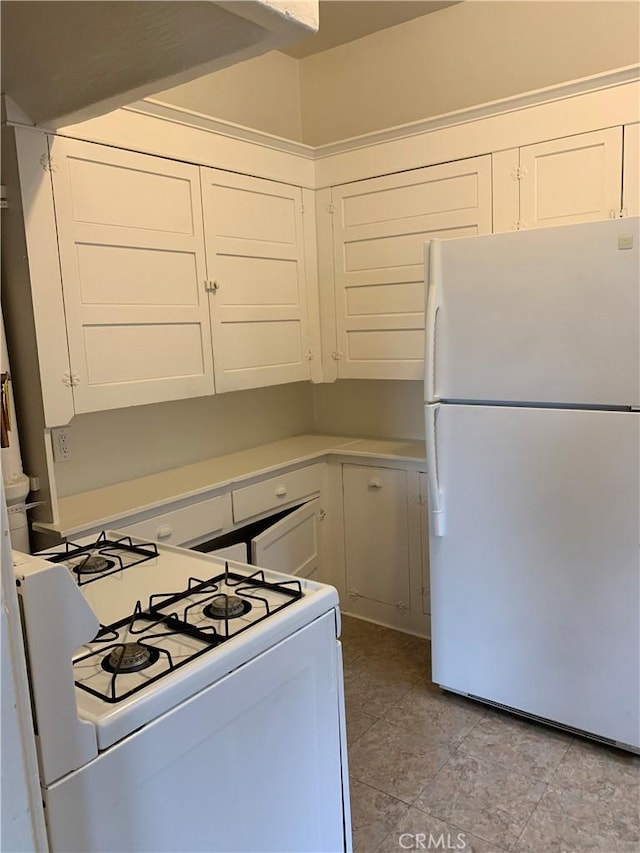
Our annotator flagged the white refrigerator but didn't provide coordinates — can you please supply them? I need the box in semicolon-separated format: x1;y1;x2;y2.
424;217;640;751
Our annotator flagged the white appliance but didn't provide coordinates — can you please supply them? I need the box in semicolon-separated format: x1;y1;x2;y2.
424;217;640;751
13;533;351;852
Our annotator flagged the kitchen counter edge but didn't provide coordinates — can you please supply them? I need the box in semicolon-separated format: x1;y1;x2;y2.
33;435;427;538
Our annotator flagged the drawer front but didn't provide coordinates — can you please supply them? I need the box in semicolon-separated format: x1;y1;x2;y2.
232;464;323;524
117;493;232;546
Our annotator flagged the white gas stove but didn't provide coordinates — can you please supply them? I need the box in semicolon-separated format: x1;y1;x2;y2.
14;532;351;853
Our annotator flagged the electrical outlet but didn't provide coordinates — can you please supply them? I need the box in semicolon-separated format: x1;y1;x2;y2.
51;427;72;462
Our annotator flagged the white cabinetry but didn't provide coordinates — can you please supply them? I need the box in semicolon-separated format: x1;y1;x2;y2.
252;498;321;579
623;123;639;216
49;136;215;413
200;169;313;392
492;128;624;232
15;135;318;424
341;463;427;634
113;462;326;579
329;156;492;380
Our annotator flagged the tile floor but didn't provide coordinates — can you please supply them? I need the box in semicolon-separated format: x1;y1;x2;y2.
341;615;640;853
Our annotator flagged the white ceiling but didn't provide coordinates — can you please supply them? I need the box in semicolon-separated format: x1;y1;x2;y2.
280;0;459;59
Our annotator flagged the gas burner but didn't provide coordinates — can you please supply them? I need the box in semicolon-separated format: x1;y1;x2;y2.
43;533;159;586
101;643;160;674
73;553;115;575
204;594;251;620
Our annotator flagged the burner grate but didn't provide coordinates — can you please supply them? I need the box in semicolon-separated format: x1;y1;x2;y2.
73;564;304;704
45;531;159;586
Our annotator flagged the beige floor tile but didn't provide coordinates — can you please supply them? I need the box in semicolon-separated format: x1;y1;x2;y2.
514;786;640;853
348;718;454;803
383;682;486;747
375;806;508;853
346;707;377;745
457;711;573;781
341;617;640;853
549;738;640;821
349;778;409;853
344;664;416;718
414;753;546;850
345;637;430;683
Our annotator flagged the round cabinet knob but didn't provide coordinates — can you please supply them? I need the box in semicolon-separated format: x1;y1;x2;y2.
156;525;173;539
368;478;382;489
275;485;288;498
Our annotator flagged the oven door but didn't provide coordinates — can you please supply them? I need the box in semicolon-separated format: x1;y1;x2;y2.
43;611;348;853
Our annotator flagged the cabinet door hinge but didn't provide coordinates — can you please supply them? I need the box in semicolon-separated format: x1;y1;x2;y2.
204;280;219;293
510;166;527;181
40;154;59;173
62;371;80;387
511;220;528;231
348;588;361;601
305;349;313;361
326;202;336;214
610;208;629;219
300;203;305;214
318;509;326;521
331;350;343;361
395;601;409;615
0;185;8;209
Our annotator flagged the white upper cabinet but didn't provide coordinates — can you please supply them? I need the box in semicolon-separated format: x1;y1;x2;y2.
623;124;639;217
330;156;492;380
200;169;312;393
493;128;624;232
49;137;215;413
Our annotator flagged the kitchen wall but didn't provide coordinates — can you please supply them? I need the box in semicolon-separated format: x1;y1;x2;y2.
312;381;424;441
155;1;639;146
154;50;303;141
54;383;314;497
299;0;640;144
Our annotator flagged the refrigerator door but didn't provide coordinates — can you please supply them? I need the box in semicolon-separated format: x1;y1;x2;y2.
428;403;640;748
426;218;639;406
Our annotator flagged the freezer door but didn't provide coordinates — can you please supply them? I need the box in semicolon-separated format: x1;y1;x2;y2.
427;218;639;406
429;404;640;748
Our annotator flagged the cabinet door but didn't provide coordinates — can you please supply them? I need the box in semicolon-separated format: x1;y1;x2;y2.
331;156;492;380
201;168;311;393
518;128;623;229
342;464;412;625
251;498;320;579
49;137;214;414
623;123;639;217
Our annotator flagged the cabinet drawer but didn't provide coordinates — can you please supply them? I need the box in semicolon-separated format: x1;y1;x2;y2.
117;493;232;546
232;464;322;524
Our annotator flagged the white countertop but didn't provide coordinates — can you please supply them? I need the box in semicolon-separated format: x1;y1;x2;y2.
34;434;426;538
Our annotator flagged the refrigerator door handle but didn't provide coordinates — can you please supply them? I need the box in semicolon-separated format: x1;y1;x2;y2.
425;240;442;403
425;403;445;536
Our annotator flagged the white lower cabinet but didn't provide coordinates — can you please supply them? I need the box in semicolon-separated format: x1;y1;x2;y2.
113;464;327;580
341;463;428;635
252;498;321;579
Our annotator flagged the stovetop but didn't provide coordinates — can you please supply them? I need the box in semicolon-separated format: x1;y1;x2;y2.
28;532;339;749
72;563;303;704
